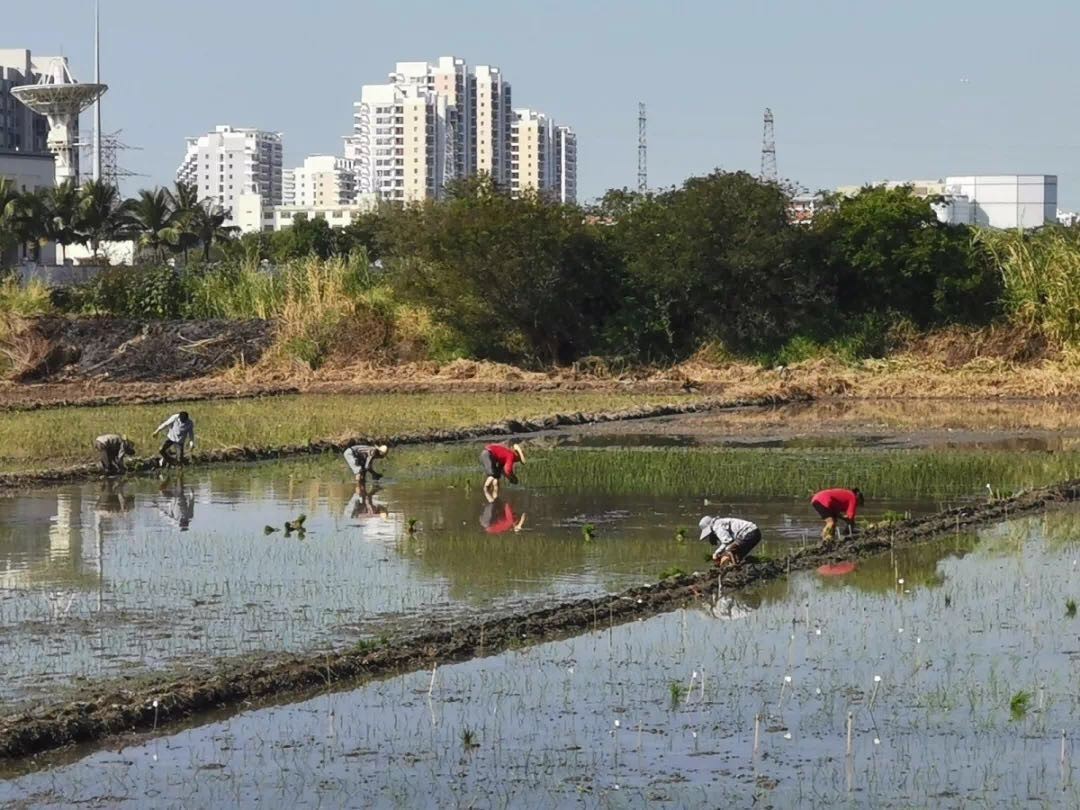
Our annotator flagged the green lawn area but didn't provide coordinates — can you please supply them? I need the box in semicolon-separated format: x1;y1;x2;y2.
0;391;701;473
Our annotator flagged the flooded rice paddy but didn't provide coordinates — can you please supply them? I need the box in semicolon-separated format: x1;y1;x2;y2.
3;508;1079;807
2;412;1079;704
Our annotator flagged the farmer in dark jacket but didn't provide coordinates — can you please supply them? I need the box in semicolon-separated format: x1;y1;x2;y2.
94;434;135;476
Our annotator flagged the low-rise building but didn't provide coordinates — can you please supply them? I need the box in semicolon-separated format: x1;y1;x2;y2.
284;155;357;207
943;175;1057;229
235;192;379;234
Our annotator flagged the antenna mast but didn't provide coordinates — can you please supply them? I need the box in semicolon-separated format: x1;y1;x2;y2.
637;102;647;193
92;0;102;182
760;108;777;183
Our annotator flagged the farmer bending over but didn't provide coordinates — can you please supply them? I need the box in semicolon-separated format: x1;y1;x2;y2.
152;411;195;467
811;487;863;543
699;515;763;570
344;444;389;485
481;442;525;502
94;434;135;476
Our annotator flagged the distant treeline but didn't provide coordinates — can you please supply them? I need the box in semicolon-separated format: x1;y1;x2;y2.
3;172;1079;366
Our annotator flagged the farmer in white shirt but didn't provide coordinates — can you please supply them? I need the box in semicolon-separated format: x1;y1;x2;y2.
152;411;195;467
343;444;389;485
698;515;763;570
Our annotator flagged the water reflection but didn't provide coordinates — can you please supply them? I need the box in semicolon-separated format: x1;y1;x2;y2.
155;473;195;531
479;499;526;534
345;484;388;521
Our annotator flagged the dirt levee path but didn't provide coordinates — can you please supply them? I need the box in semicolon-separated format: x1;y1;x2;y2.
1;478;1076;762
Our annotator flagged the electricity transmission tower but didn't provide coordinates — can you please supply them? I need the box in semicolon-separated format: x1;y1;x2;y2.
637;102;647;193
80;130;142;189
760;108;777;183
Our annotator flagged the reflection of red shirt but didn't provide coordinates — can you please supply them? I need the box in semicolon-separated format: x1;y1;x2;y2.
486;444;518;476
812;489;859;520
485;503;516;534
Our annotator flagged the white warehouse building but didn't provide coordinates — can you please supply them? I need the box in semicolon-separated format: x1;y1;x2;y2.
942;175;1057;229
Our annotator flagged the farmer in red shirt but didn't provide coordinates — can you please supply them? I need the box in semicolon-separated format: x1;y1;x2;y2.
480;442;525;502
811;487;864;543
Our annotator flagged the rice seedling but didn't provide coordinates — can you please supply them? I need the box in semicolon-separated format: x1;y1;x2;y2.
460;726;479;749
0;391;696;473
658;566;686;580
581;523;595;542
1010;690;1032;720
668;681;686;708
1066;599;1077;618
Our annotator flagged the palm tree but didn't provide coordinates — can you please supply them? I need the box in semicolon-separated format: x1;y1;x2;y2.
44;179;82;264
5;188;49;263
77;179;126;258
124;188;179;262
0;177;19;260
167;181;201;262
189;202;234;261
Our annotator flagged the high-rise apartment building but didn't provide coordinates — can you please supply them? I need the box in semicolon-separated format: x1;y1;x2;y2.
345;82;447;203
555;125;577;204
176;125;283;226
472;66;512;188
510;109;553;197
0;49;53;154
345;57;543;202
284;155;357;207
510;110;577;203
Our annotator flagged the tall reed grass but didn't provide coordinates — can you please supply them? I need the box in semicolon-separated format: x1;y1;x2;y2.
977;228;1080;348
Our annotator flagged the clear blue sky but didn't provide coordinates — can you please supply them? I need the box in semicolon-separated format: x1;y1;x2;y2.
5;0;1078;206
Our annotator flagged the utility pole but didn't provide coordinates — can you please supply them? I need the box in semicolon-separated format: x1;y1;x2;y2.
760;108;777;183
637;102;647;194
92;0;102;183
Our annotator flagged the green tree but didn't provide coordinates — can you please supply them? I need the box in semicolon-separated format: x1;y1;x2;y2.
812;186;1001;331
76;179;126;257
124;188;179;262
188;201;234;261
601;170;819;359
0;177;20;261
167;181;202;262
44;179;83;263
388;176;618;364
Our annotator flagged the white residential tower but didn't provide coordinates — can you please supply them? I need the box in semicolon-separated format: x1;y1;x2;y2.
176;125;283;226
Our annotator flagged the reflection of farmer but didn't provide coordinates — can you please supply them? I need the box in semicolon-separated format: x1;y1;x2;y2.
345;483;388;520
95;479;132;513
93;434;135;476
158;475;195;530
811;488;863;543
698;515;763;569
152;411;195;468
480;442;525;502
343;444;389;485
706;593;755;621
480;499;526;534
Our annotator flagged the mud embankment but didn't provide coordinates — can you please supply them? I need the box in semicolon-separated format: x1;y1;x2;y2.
2;478;1077;761
0;394;800;492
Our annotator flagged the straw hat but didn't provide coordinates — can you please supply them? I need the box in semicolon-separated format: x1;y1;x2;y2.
376;444;389;456
512;443;525;462
698;515;714;541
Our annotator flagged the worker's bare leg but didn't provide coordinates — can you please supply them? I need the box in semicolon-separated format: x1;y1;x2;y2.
822;517;837;543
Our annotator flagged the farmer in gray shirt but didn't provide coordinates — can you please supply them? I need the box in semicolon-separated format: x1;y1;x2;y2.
93;434;135;476
698;515;763;570
344;444;389;485
152;411;195;467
